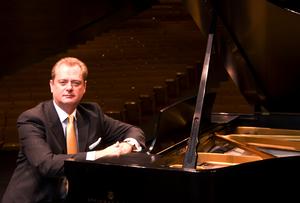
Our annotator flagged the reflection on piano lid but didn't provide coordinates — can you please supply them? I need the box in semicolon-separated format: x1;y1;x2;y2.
65;1;300;202
269;0;300;14
148;93;215;155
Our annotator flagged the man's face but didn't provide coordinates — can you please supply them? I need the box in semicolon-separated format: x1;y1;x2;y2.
50;64;86;112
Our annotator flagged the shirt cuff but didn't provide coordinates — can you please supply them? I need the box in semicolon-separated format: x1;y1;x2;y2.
86;151;96;161
124;138;142;152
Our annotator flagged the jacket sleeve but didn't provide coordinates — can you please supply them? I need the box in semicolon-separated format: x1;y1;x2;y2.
91;103;146;149
17;112;87;178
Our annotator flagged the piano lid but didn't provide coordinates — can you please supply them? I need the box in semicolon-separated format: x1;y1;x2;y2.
269;0;300;14
185;0;300;113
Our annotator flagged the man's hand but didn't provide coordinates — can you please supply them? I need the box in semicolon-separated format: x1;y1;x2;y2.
94;141;133;159
118;142;134;154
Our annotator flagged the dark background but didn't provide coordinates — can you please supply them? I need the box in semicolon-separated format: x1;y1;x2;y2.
0;0;154;77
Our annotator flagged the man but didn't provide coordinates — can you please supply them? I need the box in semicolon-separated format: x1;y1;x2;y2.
2;57;145;203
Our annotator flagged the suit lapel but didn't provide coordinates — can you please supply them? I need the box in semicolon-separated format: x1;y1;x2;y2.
76;110;89;152
46;101;67;153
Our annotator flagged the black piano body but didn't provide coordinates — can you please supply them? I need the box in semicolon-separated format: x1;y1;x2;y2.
65;113;300;203
65;1;300;202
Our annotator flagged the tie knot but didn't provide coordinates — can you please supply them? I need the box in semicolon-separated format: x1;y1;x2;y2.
68;115;74;123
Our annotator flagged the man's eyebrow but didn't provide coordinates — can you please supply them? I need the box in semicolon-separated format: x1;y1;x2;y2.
57;79;81;81
56;79;67;82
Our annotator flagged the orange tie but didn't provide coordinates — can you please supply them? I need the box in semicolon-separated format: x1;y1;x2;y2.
66;115;77;154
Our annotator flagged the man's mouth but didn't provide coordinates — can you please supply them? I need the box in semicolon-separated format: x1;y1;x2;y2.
64;95;75;98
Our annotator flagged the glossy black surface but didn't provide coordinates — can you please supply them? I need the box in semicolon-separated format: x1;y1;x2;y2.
65;150;300;203
269;0;300;13
65;112;300;202
212;0;300;113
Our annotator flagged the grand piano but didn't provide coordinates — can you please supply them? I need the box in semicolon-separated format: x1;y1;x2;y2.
65;1;300;202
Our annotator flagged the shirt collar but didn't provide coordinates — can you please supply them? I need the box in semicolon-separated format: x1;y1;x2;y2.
53;100;77;123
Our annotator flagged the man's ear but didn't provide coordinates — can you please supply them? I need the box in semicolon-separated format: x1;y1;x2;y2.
49;80;53;93
84;80;87;93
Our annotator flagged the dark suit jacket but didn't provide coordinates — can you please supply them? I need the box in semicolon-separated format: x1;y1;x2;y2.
2;100;145;203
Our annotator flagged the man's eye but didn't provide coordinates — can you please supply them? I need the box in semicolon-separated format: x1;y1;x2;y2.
59;81;67;86
72;81;81;86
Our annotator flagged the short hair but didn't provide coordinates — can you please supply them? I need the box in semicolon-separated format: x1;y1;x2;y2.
51;57;88;80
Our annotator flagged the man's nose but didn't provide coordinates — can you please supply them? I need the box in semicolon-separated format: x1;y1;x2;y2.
66;82;73;90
